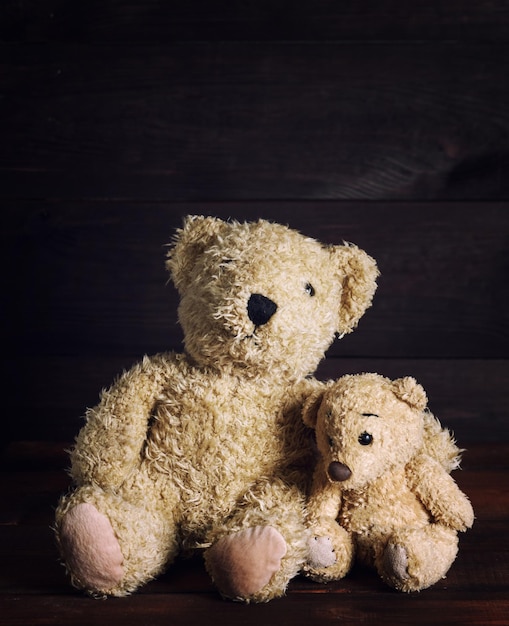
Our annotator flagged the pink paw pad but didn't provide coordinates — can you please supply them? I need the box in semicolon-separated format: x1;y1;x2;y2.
207;525;287;598
60;503;124;591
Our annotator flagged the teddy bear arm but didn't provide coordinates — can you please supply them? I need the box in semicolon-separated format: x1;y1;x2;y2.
407;454;474;531
303;465;353;580
307;463;342;525
70;354;173;489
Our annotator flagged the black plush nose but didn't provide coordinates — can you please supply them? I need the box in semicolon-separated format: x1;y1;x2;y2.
247;293;278;326
328;461;352;482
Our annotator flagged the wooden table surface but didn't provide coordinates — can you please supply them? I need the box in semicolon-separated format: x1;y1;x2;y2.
1;440;508;626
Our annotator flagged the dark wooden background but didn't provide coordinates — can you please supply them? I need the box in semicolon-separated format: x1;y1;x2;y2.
1;2;508;624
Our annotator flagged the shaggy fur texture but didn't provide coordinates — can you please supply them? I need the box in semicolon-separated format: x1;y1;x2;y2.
54;216;379;602
302;373;474;592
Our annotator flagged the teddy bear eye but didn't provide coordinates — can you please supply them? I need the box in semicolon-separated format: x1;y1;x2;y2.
218;258;235;271
305;283;316;297
358;432;373;446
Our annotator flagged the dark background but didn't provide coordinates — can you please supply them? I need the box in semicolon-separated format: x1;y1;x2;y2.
1;4;509;625
2;1;509;447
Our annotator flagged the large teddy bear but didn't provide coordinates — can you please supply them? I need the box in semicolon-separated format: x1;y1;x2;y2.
302;373;474;592
54;215;379;602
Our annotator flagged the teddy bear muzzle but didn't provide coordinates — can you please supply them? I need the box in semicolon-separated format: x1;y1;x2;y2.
328;461;352;482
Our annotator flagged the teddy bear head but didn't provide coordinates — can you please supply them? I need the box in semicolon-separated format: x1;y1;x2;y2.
166;216;378;380
303;373;428;489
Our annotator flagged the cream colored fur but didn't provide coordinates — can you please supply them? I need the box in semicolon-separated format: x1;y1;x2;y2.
54;216;379;602
302;373;474;592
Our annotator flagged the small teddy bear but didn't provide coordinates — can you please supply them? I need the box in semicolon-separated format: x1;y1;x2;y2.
54;216;379;603
302;372;474;592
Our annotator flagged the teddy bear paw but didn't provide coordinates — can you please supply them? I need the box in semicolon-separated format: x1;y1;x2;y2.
446;495;475;532
307;536;337;569
59;503;124;593
205;526;287;600
383;542;409;584
303;522;354;582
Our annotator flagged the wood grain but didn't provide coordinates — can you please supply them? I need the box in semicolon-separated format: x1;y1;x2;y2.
1;43;508;201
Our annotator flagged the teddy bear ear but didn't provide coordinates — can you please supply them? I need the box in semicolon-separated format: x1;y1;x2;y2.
392;377;428;411
302;388;326;429
331;244;379;336
166;215;225;293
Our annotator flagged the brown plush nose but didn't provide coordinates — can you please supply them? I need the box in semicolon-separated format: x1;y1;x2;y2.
247;293;277;326
328;461;352;482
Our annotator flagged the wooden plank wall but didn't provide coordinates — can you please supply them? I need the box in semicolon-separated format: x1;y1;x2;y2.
2;1;508;447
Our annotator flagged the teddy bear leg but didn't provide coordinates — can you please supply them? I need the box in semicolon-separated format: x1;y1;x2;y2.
55;484;179;596
379;525;459;592
204;480;309;602
303;518;355;583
